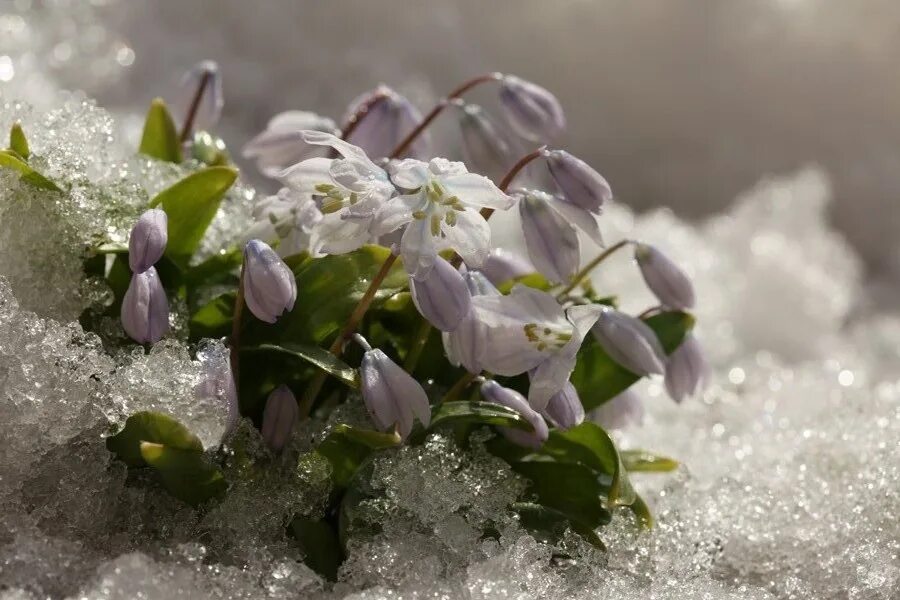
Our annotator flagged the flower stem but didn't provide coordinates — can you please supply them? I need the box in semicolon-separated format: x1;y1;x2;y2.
402;316;433;371
557;239;632;298
229;266;245;393
477;147;545;224
637;305;662;319
389;72;501;159
439;371;478;405
179;70;212;143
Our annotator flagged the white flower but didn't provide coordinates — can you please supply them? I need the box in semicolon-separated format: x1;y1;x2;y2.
372;158;514;278
243;111;339;177
247;187;323;257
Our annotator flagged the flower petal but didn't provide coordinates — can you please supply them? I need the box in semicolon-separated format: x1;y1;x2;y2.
442;208;491;270
550;196;604;247
389;158;431;190
399;217;439;278
442;172;514;210
371;194;423;237
519;191;580;283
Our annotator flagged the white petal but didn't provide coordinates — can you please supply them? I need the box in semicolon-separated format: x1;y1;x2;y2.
442;209;491;270
551;197;604;247
310;214;372;256
371;194;423;237
277;157;333;191
389;159;431;190
399;217;438;278
528;352;577;411
268;110;336;133
442;172;515;210
519;194;579;283
300;130;375;168
428;157;469;177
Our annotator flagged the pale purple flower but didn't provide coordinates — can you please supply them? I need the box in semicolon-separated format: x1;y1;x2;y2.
174;60;223;133
635;243;696;310
194;342;239;440
498;75;566;142
539;381;584;430
243;111;339;177
128;208;168;273
592;308;666;376
589;389;644;430
359;347;431;440
344;85;430;159
442;270;500;373
242;239;297;324
456;101;517;181
247;187;323;258
480;380;549;449
664;333;710;403
409;255;472;332
479;248;534;286
121;266;169;344
470;285;604;410
261;384;298;452
371;157;514;278
543;149;612;213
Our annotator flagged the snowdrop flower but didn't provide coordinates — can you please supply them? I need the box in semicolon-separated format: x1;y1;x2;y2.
470;285;604;410
442;270;500;373
455;101;517;181
261;384;298;452
592;308;666;376
664;333;710;403
128;208;167;274
516;188;604;283
248;187;323;257
543;149;613;213
479;248;534;286
242;239;297;324
480;380;549;449
635;243;696;310
409;255;472;331
121;266;169;344
372;157;514;278
359;345;431;440
243;111;339;177
344;85;430;159
174;60;223;132
278;131;396;255
539;381;584;430
588;389;644;430
498;74;566;142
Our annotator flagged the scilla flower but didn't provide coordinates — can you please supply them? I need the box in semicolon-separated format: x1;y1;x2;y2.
539;381;584;430
634;243;696;310
588;389;644;430
278;131;396;255
247;187;323;258
479;248;534;286
174;60;223;132
344;85;430;160
243;111;339;177
372;158;514;278
443;270;500;373
409;255;472;332
195;343;239;439
242;239;297;324
498;74;566;142
128;208;167;274
592;308;666;376
543;149;613;213
121;266;169;344
358;338;431;440
664;333;709;403
261;384;298;452
470;285;604;410
480;380;549;449
456;101;517;182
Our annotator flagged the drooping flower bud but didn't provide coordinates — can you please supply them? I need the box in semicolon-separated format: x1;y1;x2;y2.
174;60;224;133
243;111;339;177
634;243;695;310
480;380;549;449
345;85;429;159
360;347;431;439
128;208;168;273
539;381;584;430
479;248;534;286
588;389;644;430
543;149;612;213
664;333;709;403
261;384;298;452
442;270;499;373
242;239;297;324
409;255;472;332
455;101;517;181
518;189;580;283
498;75;566;142
194;342;239;441
121;266;169;344
592;307;666;376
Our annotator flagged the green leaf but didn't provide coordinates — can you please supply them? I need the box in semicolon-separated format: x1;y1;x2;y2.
572;311;694;411
507;460;612;529
189;291;235;340
511;502;606;551
288;516;342;581
149;166;238;265
0;149;61;191
138;98;183;163
620;449;679;473
429;401;534;432
9;122;29;159
244;343;359;389
316;424;401;489
496;272;553;294
184;247;242;287
106;411;204;467
140;442;226;507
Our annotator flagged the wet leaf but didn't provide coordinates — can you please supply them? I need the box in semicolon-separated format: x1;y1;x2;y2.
139;442;226;507
106;411;203;467
9;122;29;159
244;343;359;389
429;401;534;432
0;149;61;191
138;98;183;163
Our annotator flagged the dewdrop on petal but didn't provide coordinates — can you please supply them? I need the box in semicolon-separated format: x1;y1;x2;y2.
242;239;297;324
664;333;710;403
121;267;169;344
635;242;696;310
127;208;167;274
261;384;299;452
498;74;566;142
592;307;666;376
359;343;431;440
539;380;584;430
480;379;549;449
409;255;472;332
543;149;612;213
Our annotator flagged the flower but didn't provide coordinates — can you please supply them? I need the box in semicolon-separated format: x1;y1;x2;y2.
592;308;666;376
409;255;472;331
121;266;169;344
480;380;549;449
128;208;167;274
516;188;604;283
664;333;709;403
359;348;431;439
543;149;612;213
344;85;429;160
498;75;566;142
539;381;584;430
243;111;339;177
456;101;517;181
242;239;297;324
278;131;396;255
479;248;534;286
194;342;239;440
470;285;604;409
442;270;500;373
174;60;223;132
588;389;644;430
261;384;298;452
635;243;696;310
372;157;514;278
247;187;323;257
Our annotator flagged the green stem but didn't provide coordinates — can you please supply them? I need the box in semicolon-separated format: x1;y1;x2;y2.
403;317;433;371
557;239;632;298
439;371;478;405
229;266;245;393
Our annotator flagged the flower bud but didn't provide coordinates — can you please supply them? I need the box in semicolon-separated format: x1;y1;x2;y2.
518;189;580;283
539;381;584;430
121;267;169;344
409;255;472;332
175;60;223;132
544;149;612;213
664;333;709;403
634;243;695;310
242;239;297;324
243;111;339;177
261;384;298;452
479;248;534;286
588;389;644;430
360;348;431;439
128;208;168;273
498;75;566;142
195;342;239;440
480;380;549;448
592;307;666;376
442;270;499;373
345;85;429;159
456;101;517;181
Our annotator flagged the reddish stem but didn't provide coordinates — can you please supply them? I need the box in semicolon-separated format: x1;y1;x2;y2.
179;70;212;143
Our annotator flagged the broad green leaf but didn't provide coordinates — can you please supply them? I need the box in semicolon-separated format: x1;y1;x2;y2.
138;98;183;163
429;401;534;432
621;449;679;472
572;311;694;411
184;247;242;287
508;460;612;529
497;272;553;294
106;411;203;467
511;502;606;551
288;516;343;581
244;343;359;389
140;442;226;507
0;149;61;191
189;291;235;340
9;122;29;159
149;166;238;265
316;424;401;489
